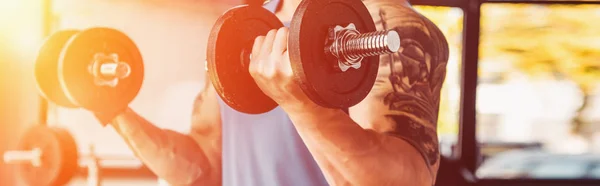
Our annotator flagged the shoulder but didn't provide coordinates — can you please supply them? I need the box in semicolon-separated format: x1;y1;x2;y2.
191;75;222;135
351;1;449;166
365;0;449;66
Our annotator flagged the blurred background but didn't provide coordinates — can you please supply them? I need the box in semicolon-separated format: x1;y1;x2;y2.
0;0;599;185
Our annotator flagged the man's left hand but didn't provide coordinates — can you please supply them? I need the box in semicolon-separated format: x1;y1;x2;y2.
249;27;312;109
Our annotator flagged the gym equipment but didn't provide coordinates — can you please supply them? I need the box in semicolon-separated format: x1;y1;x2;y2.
4;126;78;186
290;0;400;108
207;0;400;114
207;5;283;114
35;30;80;108
35;27;144;114
59;27;144;114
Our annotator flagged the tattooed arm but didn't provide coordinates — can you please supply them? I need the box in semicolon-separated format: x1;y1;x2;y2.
351;0;449;183
271;1;449;185
110;76;222;186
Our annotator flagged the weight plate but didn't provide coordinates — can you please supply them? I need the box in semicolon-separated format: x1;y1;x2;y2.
207;5;283;114
35;30;80;108
289;0;379;108
50;127;79;186
16;126;78;186
59;27;144;114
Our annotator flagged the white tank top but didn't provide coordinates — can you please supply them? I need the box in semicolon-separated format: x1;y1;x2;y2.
219;2;328;185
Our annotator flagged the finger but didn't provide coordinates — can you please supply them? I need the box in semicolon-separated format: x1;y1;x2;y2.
251;36;265;60
249;36;265;77
280;50;293;77
271;27;289;58
259;29;278;58
257;29;278;78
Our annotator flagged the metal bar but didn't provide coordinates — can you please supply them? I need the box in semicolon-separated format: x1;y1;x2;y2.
38;98;48;126
38;0;59;126
38;0;54;126
458;0;481;174
41;0;53;36
3;149;42;167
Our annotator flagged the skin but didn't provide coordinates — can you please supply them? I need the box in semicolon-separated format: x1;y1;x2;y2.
110;79;222;186
250;0;448;185
108;0;448;185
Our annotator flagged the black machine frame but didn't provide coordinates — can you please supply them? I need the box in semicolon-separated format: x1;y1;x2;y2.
38;0;600;185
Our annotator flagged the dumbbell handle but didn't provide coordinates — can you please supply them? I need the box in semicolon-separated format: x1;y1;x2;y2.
242;27;400;72
326;25;400;71
90;53;132;80
331;30;400;59
3;148;42;167
98;62;131;79
89;55;132;87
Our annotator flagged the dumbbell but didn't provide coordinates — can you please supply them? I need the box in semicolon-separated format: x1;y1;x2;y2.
207;0;400;114
35;27;144;114
3;125;79;186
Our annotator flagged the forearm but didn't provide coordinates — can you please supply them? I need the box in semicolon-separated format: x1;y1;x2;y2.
110;108;219;185
282;104;433;186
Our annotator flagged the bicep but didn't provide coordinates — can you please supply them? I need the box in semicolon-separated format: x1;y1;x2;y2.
350;0;449;171
349;57;441;184
350;68;440;166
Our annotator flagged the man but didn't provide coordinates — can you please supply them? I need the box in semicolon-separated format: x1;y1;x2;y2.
98;0;449;185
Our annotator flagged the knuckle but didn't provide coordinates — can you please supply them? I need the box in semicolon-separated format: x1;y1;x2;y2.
248;65;258;76
264;70;275;79
266;66;278;78
283;68;294;77
278;27;288;34
250;60;262;73
255;36;264;42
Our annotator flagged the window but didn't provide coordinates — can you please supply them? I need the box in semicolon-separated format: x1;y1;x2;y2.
413;6;464;157
476;3;600;179
529;160;589;179
49;0;218;166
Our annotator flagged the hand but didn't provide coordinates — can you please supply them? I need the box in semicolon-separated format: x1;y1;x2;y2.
94;108;128;127
249;28;312;109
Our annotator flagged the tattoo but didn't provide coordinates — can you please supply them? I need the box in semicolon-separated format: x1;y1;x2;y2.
365;1;449;165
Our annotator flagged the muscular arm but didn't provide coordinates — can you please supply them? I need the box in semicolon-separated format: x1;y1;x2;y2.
281;1;448;185
110;78;222;186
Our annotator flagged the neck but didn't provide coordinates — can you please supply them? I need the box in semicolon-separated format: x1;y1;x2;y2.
275;0;301;22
